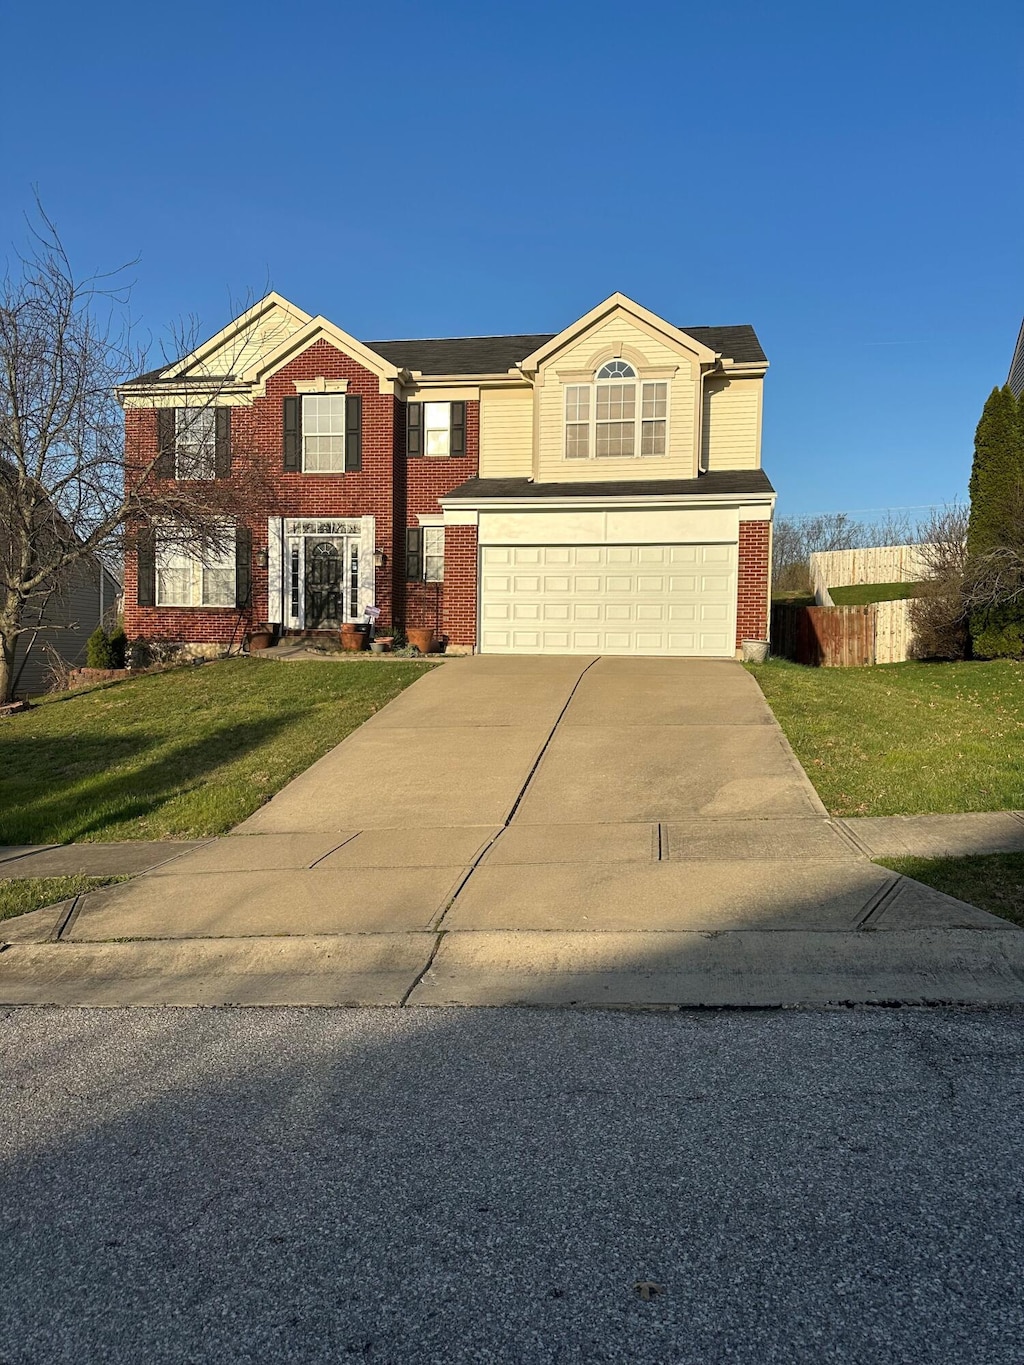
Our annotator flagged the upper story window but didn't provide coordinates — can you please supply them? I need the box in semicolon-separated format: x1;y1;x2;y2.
174;407;217;479
424;402;452;457
302;395;346;472
406;401;466;458
565;363;668;460
155;406;231;481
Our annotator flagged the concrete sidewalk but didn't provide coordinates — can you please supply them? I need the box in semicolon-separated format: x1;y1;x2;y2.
1;657;1021;1008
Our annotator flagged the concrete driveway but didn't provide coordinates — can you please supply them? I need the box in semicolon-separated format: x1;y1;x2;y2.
2;656;1021;1007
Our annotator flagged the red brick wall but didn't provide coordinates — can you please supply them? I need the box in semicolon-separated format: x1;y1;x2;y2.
736;520;770;648
399;400;479;638
125;356;480;645
441;525;479;648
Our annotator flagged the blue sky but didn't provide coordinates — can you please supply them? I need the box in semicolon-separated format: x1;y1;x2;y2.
2;0;1022;517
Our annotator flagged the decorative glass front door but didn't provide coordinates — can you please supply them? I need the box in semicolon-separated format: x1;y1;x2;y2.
304;539;343;628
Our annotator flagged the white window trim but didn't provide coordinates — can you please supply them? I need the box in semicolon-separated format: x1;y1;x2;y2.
301;393;347;473
423;401;452;458
422;525;445;583
155;523;236;608
563;371;670;462
174;407;217;481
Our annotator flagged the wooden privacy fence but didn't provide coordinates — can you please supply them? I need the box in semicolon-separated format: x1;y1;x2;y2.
771;599;914;666
809;544;933;605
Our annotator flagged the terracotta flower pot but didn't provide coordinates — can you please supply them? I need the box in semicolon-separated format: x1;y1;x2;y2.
406;627;437;655
370;636;394;654
340;624;367;652
248;631;273;651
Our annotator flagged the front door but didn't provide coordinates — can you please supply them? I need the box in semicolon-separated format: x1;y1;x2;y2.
304;539;344;628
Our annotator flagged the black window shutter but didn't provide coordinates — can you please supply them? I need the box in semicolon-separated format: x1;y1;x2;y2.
450;401;466;457
235;525;252;609
283;395;301;471
137;526;156;606
155;409;176;478
345;394;363;471
406;527;424;580
407;402;423;456
215;407;232;477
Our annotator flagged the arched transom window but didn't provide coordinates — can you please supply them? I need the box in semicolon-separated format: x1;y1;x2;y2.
565;362;668;461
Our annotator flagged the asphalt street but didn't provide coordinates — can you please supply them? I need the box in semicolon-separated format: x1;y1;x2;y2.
2;1006;1023;1364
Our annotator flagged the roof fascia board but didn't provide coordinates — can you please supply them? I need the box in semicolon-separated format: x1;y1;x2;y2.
165;292;312;380
519;293;720;371
439;491;776;511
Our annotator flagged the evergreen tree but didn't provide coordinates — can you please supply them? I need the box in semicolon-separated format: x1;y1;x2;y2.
967;386;1024;657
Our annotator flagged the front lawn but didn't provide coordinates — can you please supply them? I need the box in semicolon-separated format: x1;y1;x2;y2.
0;877;122;923
877;853;1024;928
750;659;1024;816
828;581;924;606
0;658;434;844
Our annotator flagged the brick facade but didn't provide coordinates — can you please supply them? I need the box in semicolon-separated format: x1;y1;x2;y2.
124;338;479;647
735;519;770;648
441;525;480;648
123;327;771;660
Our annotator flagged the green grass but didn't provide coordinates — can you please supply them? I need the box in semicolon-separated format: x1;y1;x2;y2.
0;658;434;844
876;853;1024;928
749;658;1024;816
0;876;122;922
828;581;924;606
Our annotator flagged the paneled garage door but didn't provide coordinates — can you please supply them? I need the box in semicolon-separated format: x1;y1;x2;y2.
479;544;737;656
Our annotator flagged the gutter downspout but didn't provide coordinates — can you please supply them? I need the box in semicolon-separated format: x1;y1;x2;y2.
697;358;723;474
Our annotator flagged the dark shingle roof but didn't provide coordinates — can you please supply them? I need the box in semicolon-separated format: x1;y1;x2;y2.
367;334;555;375
441;470;775;501
368;324;765;375
125;322;767;385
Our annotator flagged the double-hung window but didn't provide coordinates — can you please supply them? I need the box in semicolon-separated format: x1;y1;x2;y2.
424;403;452;457
175;407;217;479
406;525;445;582
302;395;346;472
423;527;444;582
155;524;236;607
564;362;668;460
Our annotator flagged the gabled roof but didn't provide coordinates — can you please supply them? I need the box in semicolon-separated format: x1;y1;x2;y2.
122;291;767;387
368;325;765;375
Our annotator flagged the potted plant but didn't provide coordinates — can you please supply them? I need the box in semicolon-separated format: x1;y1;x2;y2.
339;622;367;652
248;621;275;651
406;626;437;654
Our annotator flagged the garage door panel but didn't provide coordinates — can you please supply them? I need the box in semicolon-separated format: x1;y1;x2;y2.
480;544;736;657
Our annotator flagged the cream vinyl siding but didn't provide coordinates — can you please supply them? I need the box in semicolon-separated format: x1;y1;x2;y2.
479;388;533;477
536;315;697;482
701;378;761;471
189;306;309;379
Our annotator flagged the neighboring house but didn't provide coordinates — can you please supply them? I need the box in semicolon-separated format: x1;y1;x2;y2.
1009;316;1024;397
119;292;774;658
3;550;122;700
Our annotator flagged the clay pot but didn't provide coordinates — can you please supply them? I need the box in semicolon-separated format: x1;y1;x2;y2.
248;630;273;651
370;637;394;655
406;627;437;655
340;624;367;652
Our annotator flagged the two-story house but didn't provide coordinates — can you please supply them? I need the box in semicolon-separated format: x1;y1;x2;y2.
119;292;774;657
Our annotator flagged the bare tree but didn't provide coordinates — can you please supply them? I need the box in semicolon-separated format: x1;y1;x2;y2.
908;504;970;660
772;512;865;592
0;202;266;702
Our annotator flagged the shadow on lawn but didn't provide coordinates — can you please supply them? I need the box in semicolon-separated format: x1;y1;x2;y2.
0;711;300;844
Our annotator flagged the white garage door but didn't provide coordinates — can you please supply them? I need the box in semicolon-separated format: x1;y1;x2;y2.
479;544;737;656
